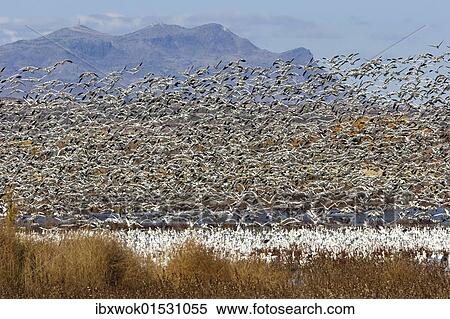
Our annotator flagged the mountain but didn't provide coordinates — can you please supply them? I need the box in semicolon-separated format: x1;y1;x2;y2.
0;23;313;80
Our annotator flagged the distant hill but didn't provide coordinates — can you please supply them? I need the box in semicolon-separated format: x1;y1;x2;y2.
0;23;313;80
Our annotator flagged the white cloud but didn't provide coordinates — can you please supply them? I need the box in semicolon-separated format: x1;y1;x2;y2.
104;12;124;18
76;14;155;34
0;16;11;24
1;29;19;42
0;16;73;45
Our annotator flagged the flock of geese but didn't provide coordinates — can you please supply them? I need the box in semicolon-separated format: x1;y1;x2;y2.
29;226;450;268
0;49;449;228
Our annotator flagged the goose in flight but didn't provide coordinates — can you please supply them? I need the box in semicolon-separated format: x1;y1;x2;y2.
428;40;444;49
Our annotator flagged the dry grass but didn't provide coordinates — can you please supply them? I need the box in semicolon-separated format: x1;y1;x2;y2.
1;224;450;298
2;186;19;227
298;252;450;298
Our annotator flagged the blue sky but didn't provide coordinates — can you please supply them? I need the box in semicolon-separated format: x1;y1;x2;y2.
0;0;448;58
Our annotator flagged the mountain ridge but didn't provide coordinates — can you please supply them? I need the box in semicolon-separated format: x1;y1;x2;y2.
0;23;313;79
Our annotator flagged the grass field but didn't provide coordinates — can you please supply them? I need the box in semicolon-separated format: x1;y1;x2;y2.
2;222;450;298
